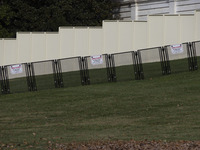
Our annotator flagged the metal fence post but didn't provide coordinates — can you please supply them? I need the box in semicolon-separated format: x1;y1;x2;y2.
0;66;10;94
132;51;144;80
78;57;90;85
105;54;116;82
25;63;37;91
159;46;171;75
52;60;64;88
187;42;198;71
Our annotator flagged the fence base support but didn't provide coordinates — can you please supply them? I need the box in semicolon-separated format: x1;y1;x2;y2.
132;51;144;80
0;66;10;94
159;46;171;75
187;42;198;71
79;57;90;85
105;54;116;82
52;60;64;88
25;63;37;91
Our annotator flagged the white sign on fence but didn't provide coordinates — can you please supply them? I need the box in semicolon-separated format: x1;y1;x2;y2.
170;44;183;54
10;64;23;74
90;55;103;65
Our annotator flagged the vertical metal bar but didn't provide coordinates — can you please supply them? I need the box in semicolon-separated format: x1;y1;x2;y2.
29;63;34;91
105;54;111;82
4;66;10;93
57;59;64;87
134;52;138;80
30;63;37;91
190;43;194;70
136;52;140;79
0;66;10;94
132;52;138;80
1;67;5;93
132;51;144;80
138;51;144;79
111;54;116;82
134;52;139;80
159;47;165;75
159;47;171;75
52;60;58;88
192;42;198;70
1;67;6;93
187;43;192;71
108;55;112;81
161;47;167;75
163;47;168;74
165;46;171;74
55;60;59;87
84;57;90;85
82;57;86;85
0;67;3;93
25;63;30;91
25;63;37;92
78;57;84;85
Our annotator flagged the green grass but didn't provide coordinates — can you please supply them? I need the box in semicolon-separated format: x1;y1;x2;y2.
0;58;200;148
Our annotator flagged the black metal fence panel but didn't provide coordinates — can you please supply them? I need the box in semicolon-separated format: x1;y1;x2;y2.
167;44;189;74
113;52;135;82
1;40;199;95
139;47;162;79
132;51;144;80
194;41;200;67
0;66;10;94
60;57;81;87
7;64;28;94
85;54;108;84
33;61;55;91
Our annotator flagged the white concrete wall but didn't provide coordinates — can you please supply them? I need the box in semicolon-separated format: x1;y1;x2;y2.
74;28;89;57
148;15;164;48
133;21;148;50
164;15;180;45
46;32;60;60
89;27;103;56
59;27;75;58
0;11;199;67
4;39;17;66
195;10;200;41
17;32;31;64
103;21;119;54
118;21;134;52
31;33;46;62
0;39;4;66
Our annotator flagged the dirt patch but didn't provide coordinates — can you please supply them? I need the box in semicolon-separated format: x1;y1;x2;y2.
1;140;200;149
47;140;200;150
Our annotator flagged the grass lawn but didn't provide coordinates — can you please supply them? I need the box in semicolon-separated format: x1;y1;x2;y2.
0;58;200;149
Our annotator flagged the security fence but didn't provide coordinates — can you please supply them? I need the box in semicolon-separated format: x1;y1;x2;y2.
0;41;199;95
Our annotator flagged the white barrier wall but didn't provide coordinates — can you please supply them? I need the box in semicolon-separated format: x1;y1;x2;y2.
180;14;195;43
118;21;134;52
0;11;199;67
164;15;180;45
46;32;60;60
103;21;119;54
59;27;75;58
89;27;103;56
133;21;148;50
148;15;164;48
31;33;46;62
4;39;17;65
195;10;200;41
0;39;4;66
17;32;31;64
74;28;89;57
